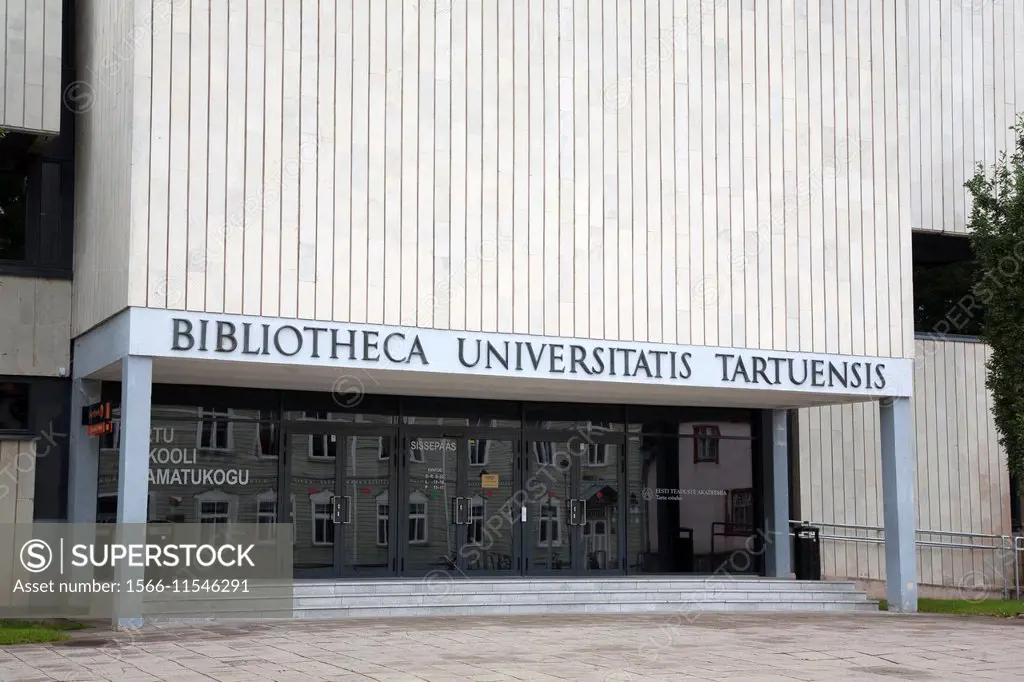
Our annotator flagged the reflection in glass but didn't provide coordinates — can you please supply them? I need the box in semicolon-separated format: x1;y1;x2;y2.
461;439;516;573
580;443;620;571
524;441;576;572
634;422;756;575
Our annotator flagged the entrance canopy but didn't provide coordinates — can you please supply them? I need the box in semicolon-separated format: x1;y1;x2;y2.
73;308;915;410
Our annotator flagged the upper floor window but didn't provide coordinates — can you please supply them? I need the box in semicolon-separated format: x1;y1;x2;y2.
0;161;28;261
912;231;984;337
0;131;73;276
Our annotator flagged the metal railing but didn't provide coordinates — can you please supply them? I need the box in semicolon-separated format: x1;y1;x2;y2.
790;519;1023;599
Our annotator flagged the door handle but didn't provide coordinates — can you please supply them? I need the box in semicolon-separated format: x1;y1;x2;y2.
331;496;344;524
457;496;469;525
343;495;353;524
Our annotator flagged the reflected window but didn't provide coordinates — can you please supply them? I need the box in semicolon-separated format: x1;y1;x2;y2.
196;490;236;528
377;491;428;544
256;410;278;458
586;444;608;467
310;490;335;546
538;502;562;547
467;496;485;545
729;488;754;528
693;425;720;463
304;411;340;459
198;408;234;451
533;442;553;465
409;492;428;544
469;439;489;466
409;443;425;464
256;490;296;544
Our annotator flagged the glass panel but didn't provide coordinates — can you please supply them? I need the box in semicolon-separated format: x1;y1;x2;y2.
524;440;578;572
524;403;624;430
0;157;29;261
343;434;392;574
289;431;336;575
632;422;757;574
581;442;620;571
404;436;459;574
97;413;273;527
283;410;396;424
678;422;757;575
460;439;516;573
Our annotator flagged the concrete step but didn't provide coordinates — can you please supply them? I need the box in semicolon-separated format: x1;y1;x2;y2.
293;579;862;597
294;600;881;619
135;578;876;620
294;590;871;609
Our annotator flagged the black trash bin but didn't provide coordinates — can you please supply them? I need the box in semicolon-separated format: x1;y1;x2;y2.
791;523;821;581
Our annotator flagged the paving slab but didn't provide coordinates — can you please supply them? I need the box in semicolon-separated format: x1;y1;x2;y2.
1;612;1022;681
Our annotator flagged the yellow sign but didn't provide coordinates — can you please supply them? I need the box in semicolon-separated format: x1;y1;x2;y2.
480;474;499;489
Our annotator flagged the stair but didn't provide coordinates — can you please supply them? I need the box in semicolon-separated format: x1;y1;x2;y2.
141;577;878;621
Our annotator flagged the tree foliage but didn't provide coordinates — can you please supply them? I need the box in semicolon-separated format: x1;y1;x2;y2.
965;117;1024;488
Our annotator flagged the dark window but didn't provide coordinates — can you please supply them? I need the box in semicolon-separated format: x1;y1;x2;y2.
0;111;74;276
0;382;30;432
912;231;984;336
0;158;29;261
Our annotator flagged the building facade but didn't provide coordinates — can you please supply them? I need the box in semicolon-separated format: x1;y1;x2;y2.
2;0;1021;613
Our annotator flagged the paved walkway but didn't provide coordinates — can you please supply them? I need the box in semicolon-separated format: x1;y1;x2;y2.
1;613;1022;681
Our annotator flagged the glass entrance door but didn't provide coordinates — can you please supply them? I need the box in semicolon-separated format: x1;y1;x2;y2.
285;425;396;578
522;432;625;575
398;431;462;576
398;428;522;576
458;431;520;575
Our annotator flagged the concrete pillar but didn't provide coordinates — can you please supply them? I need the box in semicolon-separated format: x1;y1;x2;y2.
113;356;153;629
67;378;101;523
879;397;917;612
763;410;792;578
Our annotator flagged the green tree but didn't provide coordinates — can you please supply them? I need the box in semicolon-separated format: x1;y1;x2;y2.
965;116;1024;487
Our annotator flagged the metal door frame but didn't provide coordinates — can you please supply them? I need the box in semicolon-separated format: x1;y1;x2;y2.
282;422;399;578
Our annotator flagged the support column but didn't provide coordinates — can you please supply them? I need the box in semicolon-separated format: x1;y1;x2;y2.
67;378;101;523
879;397;917;612
113;356;153;629
763;410;792;578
